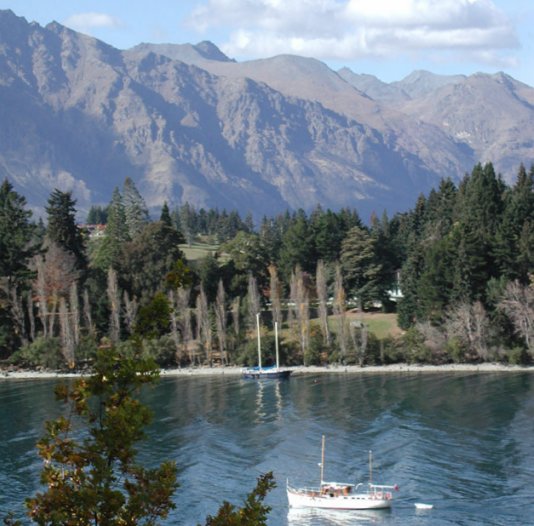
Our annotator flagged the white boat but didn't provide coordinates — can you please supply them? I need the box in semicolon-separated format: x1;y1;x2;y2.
242;315;292;379
415;502;433;510
287;436;398;510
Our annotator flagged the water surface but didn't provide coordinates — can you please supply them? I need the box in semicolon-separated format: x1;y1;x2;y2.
2;371;534;525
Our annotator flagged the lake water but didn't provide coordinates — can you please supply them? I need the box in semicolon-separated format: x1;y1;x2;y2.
2;371;534;525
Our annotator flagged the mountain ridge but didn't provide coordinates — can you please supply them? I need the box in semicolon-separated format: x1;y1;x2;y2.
0;9;533;220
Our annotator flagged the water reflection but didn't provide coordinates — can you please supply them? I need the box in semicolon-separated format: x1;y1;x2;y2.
254;379;283;423
3;373;534;524
287;507;390;525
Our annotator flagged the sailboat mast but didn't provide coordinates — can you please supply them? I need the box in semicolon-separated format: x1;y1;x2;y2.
256;312;262;369
320;435;325;484
275;321;280;369
369;450;373;485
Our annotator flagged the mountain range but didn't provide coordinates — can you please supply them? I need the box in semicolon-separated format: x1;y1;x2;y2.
1;9;533;221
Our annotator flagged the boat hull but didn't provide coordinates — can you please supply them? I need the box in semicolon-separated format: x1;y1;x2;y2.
287;488;392;510
242;368;292;379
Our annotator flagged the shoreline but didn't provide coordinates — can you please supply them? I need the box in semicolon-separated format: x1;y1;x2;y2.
2;362;534;379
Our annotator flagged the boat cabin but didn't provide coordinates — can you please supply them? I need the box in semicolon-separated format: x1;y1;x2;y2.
320;482;354;497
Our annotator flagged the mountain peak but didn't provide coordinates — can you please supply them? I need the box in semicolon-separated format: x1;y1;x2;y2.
194;41;234;62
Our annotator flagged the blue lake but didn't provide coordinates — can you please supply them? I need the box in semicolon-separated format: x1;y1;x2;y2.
2;371;534;525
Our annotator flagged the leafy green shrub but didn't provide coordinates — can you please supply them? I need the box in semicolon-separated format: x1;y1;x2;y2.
506;346;530;365
303;328;323;366
9;337;63;369
142;335;178;368
444;337;466;363
401;327;432;364
378;336;404;364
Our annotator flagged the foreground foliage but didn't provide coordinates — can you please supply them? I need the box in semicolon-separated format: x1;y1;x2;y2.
202;472;275;526
18;346;178;524
4;346;275;525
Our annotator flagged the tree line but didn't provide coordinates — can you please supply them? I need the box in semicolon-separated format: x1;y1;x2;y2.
1;162;533;369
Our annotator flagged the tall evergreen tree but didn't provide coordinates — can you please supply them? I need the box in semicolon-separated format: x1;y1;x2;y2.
278;210;316;277
494;164;534;281
160;201;172;227
340;225;382;308
0;179;37;284
123;177;149;237
91;187;130;271
45;189;87;271
0;180;38;357
86;205;108;224
119;221;186;302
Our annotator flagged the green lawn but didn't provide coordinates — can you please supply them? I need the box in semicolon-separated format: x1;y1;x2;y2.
180;242;220;262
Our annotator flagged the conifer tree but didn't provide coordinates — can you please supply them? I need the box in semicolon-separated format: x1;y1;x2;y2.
494;164;534;281
160;201;172;227
340;225;382;308
123;177;149;237
92;187;130;270
0;180;38;356
45;189;87;271
278;210;316;276
0;179;37;284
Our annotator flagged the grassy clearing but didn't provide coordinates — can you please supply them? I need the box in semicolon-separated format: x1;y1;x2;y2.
180;243;219;262
330;311;402;340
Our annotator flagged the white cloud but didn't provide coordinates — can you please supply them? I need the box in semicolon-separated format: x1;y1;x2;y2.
64;12;121;31
187;0;518;65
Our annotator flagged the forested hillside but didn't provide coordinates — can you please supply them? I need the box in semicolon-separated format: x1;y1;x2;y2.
1;162;533;369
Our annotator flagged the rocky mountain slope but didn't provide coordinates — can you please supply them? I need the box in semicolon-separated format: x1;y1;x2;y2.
1;9;533;220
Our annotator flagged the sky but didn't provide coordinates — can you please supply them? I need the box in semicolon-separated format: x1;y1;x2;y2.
2;0;534;86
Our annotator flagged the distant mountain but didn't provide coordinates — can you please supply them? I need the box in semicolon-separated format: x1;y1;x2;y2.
0;9;533;221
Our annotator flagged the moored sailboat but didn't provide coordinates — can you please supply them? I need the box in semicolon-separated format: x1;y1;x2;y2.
242;315;291;379
287;436;398;510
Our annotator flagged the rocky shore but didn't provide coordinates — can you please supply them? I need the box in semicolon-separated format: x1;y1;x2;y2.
2;362;533;379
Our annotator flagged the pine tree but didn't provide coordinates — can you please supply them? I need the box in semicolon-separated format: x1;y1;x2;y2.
278;210;316;277
45;189;87;271
340;225;382;308
123;177;149;237
119;221;186;302
160;201;172;227
92;187;130;270
494;164;534;281
0;179;37;284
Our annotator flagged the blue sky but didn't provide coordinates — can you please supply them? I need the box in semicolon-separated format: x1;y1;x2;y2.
2;0;534;86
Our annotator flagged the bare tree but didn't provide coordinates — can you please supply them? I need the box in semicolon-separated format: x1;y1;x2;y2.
82;288;95;337
499;280;534;355
294;266;310;356
247;274;261;333
445;300;491;360
349;320;368;366
333;262;348;362
269;264;283;328
59;297;75;368
316;260;331;348
215;280;228;365
416;320;447;361
123;290;138;336
34;256;49;338
27;293;36;342
167;289;181;364
176;287;193;364
32;243;79;337
288;270;298;335
69;282;80;347
231;296;241;355
196;284;212;365
107;267;121;344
